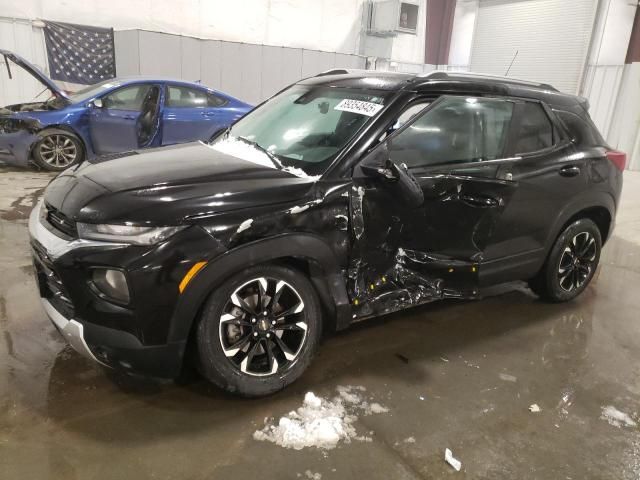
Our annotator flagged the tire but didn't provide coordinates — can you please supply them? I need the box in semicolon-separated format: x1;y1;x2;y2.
32;128;84;171
196;264;322;397
528;218;602;302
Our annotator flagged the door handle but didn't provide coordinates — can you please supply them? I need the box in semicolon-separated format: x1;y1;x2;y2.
201;111;218;116
461;194;499;208
123;115;136;120
559;165;580;177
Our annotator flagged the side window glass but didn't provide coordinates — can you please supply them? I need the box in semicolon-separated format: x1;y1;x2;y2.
102;85;151;111
555;110;603;147
388;96;513;169
208;92;228;107
378;102;431;143
166;86;208;108
513;102;554;153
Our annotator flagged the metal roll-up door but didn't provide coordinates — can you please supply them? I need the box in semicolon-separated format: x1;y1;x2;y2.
469;0;598;94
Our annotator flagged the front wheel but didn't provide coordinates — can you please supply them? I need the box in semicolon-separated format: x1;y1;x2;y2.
196;264;322;397
529;218;602;302
32;129;84;171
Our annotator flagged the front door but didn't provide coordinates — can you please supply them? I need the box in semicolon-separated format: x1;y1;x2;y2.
89;83;161;154
349;95;519;319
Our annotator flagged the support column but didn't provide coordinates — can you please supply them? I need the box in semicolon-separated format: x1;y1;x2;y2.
424;0;457;66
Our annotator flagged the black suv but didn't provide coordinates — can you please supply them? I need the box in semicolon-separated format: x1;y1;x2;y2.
29;71;625;396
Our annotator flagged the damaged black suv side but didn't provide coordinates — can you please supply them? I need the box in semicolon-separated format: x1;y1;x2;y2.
29;71;624;396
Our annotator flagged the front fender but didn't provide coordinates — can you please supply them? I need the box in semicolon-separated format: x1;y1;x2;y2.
167;232;351;344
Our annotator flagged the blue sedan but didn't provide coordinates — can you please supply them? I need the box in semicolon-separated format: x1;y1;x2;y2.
0;50;252;171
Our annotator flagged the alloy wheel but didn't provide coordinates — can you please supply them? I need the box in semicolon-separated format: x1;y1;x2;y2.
219;277;308;376
39;134;78;168
557;231;597;292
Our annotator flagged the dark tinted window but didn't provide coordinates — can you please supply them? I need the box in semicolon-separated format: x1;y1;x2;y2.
555;110;604;147
166;86;208;108
513;102;553;153
208;93;228;107
102;85;151;110
389;96;513;168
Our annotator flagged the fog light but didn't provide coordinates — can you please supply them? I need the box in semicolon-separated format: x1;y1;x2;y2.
92;269;130;303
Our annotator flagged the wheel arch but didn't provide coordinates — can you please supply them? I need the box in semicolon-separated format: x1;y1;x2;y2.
167;233;352;347
29;124;88;163
544;191;615;258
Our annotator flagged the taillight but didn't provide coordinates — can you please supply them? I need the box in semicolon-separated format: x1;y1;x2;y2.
606;150;627;171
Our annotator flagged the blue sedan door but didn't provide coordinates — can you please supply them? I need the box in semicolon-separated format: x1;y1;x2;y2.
90;83;160;154
162;85;228;145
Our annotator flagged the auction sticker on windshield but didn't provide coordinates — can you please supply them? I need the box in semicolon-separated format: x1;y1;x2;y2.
334;99;384;117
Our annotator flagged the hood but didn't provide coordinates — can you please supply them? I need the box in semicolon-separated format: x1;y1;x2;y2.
1;49;68;102
44;142;318;225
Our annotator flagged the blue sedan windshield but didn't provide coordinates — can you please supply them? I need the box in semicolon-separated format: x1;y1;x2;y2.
68;79;121;103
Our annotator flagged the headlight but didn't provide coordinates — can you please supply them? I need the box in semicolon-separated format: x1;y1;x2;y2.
77;223;185;245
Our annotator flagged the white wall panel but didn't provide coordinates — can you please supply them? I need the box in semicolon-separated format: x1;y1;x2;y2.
114;29;140;76
200;40;222;90
470;0;598;94
239;43;264;105
0;0;364;55
219;42;244;100
180;36;201;83
0;17;47;107
138;31;181;78
115;30;363;104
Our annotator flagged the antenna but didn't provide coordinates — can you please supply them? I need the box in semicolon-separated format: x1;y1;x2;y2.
505;50;518;76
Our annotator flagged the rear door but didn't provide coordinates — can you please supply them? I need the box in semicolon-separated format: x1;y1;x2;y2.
350;95;519;317
162;85;229;145
480;100;588;285
89;83;158;154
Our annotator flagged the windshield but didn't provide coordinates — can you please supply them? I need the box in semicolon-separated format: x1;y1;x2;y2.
213;85;389;176
67;79;121;103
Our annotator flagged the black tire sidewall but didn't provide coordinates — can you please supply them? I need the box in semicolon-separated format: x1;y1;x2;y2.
32;129;84;171
196;264;322;397
543;218;602;302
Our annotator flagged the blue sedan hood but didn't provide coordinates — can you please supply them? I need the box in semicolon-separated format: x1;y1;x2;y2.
0;49;68;102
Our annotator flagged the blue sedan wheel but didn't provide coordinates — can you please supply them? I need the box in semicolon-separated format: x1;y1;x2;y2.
33;129;84;171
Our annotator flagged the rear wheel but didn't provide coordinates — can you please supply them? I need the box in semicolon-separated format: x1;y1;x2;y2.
32;129;84;171
196;264;322;397
529;218;601;302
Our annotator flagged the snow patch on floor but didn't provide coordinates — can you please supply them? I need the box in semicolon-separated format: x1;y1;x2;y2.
601;405;638;428
253;386;389;450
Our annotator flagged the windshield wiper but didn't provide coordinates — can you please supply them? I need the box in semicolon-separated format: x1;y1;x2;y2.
236;135;283;169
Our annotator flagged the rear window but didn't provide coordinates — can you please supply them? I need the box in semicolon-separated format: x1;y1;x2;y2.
555;110;605;147
513;102;554;153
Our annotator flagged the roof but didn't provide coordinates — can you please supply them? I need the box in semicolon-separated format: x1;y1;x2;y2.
104;76;208;87
300;69;584;108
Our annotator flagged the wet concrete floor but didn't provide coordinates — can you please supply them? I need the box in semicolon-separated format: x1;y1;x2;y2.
1;166;639;479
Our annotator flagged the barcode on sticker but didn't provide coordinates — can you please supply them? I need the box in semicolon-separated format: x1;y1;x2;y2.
334;99;384;117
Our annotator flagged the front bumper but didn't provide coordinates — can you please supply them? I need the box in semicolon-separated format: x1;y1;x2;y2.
28;200;193;378
40;296;106;365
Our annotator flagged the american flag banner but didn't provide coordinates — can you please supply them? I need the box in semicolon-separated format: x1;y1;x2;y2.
43;20;116;85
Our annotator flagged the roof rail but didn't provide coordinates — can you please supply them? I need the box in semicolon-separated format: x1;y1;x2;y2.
419;70;558;92
316;68;352;77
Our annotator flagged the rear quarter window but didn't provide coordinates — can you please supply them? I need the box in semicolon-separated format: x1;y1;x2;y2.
555;110;605;147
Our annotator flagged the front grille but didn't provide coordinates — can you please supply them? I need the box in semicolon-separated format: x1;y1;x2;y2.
45;204;78;238
32;240;75;318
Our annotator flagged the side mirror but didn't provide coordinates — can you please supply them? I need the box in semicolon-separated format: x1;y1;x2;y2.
92;98;104;109
360;143;424;208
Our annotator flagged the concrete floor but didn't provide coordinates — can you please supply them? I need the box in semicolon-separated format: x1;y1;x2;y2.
1;166;639;479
